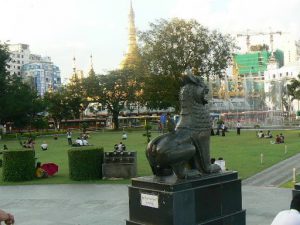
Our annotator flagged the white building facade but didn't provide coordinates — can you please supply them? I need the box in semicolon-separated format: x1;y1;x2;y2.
7;43;30;76
264;60;300;112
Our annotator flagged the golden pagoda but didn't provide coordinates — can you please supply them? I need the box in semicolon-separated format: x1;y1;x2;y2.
69;56;84;84
119;0;141;69
211;63;245;100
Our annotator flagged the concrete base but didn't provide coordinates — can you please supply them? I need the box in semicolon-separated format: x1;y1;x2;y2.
102;151;137;179
126;171;245;225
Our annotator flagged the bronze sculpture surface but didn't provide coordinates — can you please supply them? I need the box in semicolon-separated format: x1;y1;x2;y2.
146;74;221;179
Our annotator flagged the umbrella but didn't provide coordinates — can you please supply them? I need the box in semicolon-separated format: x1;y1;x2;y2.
41;163;59;176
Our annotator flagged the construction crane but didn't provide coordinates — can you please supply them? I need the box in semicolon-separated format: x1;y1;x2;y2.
237;31;282;54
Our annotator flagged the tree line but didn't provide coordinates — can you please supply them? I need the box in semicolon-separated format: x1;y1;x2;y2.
2;18;297;131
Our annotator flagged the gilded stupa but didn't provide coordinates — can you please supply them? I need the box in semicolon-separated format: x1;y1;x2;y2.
119;0;141;69
69;56;84;83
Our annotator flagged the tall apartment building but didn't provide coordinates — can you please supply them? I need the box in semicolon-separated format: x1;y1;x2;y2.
6;43;61;96
22;57;61;96
7;43;30;76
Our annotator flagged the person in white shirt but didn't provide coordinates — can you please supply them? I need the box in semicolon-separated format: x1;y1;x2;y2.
40;142;48;151
118;142;125;152
271;194;300;225
122;132;128;140
75;137;83;146
236;121;241;135
82;138;89;146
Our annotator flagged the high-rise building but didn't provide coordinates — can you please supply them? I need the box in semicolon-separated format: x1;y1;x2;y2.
22;57;61;96
7;43;30;76
6;43;62;96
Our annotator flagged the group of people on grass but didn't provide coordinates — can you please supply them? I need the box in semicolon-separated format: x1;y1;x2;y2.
211;122;228;136
66;129;91;146
74;136;90;146
257;130;285;144
257;130;273;139
273;133;285;144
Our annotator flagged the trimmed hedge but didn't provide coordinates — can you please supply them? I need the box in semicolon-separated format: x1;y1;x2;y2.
2;149;35;182
68;147;104;181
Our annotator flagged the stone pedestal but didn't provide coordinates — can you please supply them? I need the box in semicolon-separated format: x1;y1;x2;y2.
126;171;245;225
102;151;137;179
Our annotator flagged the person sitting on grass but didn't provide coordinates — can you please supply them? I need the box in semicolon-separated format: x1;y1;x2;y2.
264;130;273;138
280;133;285;143
82;137;89;146
257;130;264;138
35;162;48;178
40;142;48;151
270;135;282;144
23;137;35;148
114;143;118;151
117;142;126;152
74;137;83;146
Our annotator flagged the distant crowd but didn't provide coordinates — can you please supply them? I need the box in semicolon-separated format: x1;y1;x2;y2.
257;130;285;144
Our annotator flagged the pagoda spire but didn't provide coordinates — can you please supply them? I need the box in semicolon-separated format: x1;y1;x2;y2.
90;54;94;70
72;56;76;74
70;56;79;83
119;0;140;69
88;54;96;77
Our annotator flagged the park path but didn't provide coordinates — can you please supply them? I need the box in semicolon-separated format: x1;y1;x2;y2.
242;152;300;187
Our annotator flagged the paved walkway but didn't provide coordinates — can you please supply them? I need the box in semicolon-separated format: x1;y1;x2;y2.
243;152;300;186
2;153;299;225
0;183;294;225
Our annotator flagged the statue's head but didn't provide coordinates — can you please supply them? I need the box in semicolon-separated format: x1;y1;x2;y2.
181;74;209;105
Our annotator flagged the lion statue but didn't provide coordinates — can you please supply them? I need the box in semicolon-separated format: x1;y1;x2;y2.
146;74;221;179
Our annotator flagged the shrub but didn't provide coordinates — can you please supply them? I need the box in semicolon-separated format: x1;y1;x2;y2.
2;149;35;182
68;147;104;181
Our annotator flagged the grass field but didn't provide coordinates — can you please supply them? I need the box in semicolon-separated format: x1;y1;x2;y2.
1;128;300;185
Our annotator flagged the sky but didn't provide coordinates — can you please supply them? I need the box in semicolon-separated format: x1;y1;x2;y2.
0;0;299;82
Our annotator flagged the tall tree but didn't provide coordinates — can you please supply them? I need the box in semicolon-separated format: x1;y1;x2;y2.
0;43;44;129
0;43;11;124
139;18;237;110
4;74;44;129
66;75;86;119
84;69;139;130
287;74;300;111
44;88;72;130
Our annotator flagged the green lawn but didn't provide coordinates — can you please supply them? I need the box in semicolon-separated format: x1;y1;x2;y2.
1;129;300;185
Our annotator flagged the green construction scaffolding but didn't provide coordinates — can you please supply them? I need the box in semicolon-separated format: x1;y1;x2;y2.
234;51;270;75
